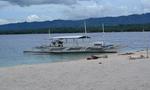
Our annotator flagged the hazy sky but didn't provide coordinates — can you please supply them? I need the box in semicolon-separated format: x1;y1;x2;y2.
0;0;150;25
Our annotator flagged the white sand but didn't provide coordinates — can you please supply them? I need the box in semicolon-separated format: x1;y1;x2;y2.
0;51;150;90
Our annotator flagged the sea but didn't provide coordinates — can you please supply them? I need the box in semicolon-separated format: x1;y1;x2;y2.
0;32;149;67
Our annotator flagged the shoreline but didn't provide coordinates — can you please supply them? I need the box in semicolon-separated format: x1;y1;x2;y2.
0;50;150;90
0;49;147;69
0;31;150;36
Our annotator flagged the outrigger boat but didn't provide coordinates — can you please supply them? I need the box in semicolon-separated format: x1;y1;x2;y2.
24;35;119;54
24;23;119;54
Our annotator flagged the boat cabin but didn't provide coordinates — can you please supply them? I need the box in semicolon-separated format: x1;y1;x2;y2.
50;35;91;47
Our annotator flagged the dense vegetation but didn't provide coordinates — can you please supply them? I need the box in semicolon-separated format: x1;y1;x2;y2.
0;24;149;34
1;13;150;34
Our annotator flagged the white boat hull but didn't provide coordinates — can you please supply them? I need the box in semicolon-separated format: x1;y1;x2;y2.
24;46;117;54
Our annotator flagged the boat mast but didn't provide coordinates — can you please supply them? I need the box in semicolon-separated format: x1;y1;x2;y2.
83;21;89;45
84;21;87;37
102;23;105;38
84;21;89;41
101;23;105;46
48;28;51;39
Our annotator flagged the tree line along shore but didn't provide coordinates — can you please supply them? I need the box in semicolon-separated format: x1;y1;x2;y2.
0;24;150;34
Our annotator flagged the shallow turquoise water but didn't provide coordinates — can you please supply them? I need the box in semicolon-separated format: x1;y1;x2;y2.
0;32;149;67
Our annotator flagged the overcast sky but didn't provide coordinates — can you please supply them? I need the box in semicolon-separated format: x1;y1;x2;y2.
0;0;150;25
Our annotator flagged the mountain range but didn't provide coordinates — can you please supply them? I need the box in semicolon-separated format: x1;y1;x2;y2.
0;13;150;32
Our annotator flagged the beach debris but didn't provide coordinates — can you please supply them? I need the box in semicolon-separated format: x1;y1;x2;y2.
91;55;99;59
86;55;108;60
87;55;99;60
99;62;102;64
87;57;92;60
129;55;145;60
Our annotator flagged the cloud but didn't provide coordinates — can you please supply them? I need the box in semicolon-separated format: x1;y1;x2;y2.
0;15;42;25
0;19;9;25
61;0;147;20
0;0;150;25
140;0;150;12
0;1;10;8
0;18;21;25
62;0;129;20
26;15;42;22
0;0;78;6
0;18;17;25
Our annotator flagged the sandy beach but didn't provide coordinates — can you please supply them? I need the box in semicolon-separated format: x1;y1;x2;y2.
0;50;150;90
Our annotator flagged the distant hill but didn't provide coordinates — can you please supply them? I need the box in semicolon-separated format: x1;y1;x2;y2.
0;13;150;34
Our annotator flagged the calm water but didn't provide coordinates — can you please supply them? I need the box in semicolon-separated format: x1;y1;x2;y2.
0;32;149;67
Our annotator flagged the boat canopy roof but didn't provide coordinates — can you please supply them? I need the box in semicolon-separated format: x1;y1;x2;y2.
52;35;90;39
